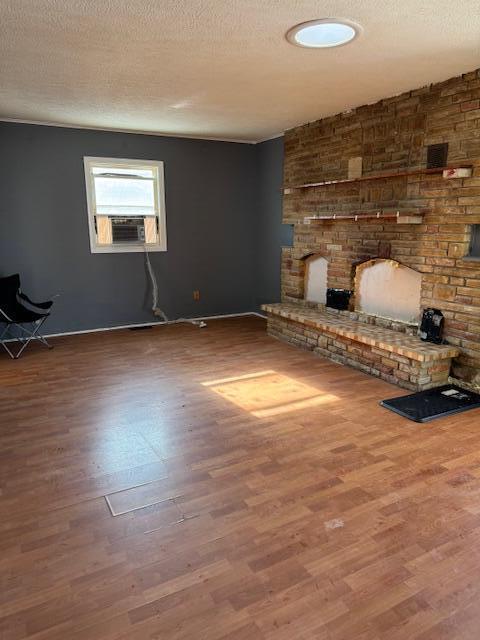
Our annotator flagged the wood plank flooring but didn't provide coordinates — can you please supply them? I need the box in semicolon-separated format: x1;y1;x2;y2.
1;316;480;639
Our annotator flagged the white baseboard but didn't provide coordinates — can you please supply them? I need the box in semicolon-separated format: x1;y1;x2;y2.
41;311;266;339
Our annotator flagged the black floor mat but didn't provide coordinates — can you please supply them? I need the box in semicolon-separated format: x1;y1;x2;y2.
380;385;480;423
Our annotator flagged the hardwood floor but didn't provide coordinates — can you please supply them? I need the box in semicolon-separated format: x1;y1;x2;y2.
1;316;480;639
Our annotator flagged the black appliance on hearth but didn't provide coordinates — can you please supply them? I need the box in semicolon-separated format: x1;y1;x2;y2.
419;308;444;344
326;288;352;311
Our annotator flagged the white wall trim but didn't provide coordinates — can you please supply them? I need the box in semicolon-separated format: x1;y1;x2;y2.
0;117;258;145
0;117;285;145
39;311;266;339
255;132;284;144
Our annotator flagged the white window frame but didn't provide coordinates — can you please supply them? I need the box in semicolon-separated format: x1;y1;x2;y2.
83;156;167;254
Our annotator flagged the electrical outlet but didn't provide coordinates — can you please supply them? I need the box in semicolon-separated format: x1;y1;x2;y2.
193;290;200;301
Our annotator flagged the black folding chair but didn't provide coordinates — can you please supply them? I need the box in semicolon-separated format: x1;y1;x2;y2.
0;274;54;359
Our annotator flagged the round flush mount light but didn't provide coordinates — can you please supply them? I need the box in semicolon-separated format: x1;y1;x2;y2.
286;18;361;49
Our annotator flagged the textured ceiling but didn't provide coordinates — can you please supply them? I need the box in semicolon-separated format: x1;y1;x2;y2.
1;0;480;142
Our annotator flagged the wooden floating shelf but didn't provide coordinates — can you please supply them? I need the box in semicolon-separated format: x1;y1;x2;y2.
284;165;473;194
304;210;425;225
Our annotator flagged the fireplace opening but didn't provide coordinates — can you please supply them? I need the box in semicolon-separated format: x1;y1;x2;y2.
355;259;422;324
304;255;328;304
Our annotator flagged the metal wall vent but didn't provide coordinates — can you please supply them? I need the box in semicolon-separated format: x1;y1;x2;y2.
427;143;449;169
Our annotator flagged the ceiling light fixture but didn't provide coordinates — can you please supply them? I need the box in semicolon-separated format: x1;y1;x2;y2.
287;18;361;49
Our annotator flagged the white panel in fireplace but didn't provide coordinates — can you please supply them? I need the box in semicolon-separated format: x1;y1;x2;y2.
356;259;421;323
305;255;328;304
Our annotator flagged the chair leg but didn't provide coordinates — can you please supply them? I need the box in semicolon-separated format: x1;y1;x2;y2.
36;332;53;349
15;318;51;359
2;318;52;359
35;318;53;350
0;324;16;359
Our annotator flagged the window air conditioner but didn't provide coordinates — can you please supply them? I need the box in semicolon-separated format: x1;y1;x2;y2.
111;217;145;243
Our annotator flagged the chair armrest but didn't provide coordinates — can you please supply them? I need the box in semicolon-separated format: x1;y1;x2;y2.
18;291;53;310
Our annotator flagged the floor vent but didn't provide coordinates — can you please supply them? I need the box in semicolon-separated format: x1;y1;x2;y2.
381;385;480;422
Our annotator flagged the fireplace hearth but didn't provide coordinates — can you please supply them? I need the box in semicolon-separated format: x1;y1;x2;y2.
262;302;458;391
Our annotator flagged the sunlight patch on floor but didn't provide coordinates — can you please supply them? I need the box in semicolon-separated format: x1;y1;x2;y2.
202;370;338;417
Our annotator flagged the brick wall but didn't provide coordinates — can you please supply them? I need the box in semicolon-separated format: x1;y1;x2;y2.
282;68;480;385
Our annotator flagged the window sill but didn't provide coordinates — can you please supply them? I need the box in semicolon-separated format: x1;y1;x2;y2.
90;244;167;254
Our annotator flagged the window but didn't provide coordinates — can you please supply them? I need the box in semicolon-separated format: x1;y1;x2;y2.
84;157;167;253
468;224;480;259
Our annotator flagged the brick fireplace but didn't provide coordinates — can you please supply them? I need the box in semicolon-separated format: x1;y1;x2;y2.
263;68;480;390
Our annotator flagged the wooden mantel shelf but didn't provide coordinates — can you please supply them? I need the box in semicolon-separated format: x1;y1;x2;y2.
304;210;426;225
284;165;473;194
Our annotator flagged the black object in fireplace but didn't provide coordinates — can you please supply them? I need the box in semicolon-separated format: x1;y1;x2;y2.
326;288;352;311
419;308;444;344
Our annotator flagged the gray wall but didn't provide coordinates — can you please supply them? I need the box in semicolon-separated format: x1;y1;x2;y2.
0;122;261;333
254;136;291;309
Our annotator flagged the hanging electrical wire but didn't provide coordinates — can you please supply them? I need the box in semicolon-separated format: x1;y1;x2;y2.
144;249;168;320
144;250;206;328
